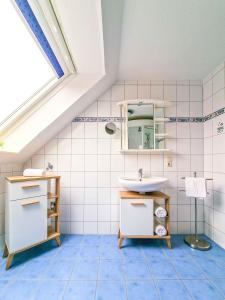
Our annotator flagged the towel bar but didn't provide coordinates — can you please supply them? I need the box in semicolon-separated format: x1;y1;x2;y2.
181;177;213;180
180;172;211;251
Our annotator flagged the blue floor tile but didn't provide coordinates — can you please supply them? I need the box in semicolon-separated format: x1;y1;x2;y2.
78;245;101;259
147;257;178;279
141;245;165;258
126;280;159;300
18;257;50;279
62;235;84;247
96;281;126;300
0;234;225;300
171;257;206;279
122;246;144;259
183;279;224;300
122;259;151;280
71;258;99;280
211;279;225;296
0;280;10;298
156;279;192;300
63;281;96;300
33;280;66;300
0;280;38;300
99;259;124;280
192;256;225;278
99;245;124;260
41;259;74;280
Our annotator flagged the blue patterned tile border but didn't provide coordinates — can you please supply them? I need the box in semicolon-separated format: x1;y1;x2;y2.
204;107;225;122
72;107;225;123
73;117;123;122
72;116;204;123
169;117;204;123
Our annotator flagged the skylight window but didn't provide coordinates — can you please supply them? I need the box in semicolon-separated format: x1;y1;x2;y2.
0;0;75;128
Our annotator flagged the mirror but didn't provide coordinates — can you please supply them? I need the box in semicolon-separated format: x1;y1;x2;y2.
105;122;117;135
127;103;154;149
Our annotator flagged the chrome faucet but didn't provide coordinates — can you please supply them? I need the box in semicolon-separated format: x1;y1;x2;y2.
138;168;143;181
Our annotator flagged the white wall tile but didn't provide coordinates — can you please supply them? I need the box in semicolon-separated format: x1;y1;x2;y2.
85;139;98;155
58;155;71;171
71;188;84;205
85;123;98;138
85;155;98;171
190;85;202;101
58;139;71;155
151;85;163;99
71;172;84;187
71;155;85;171
84;188;98;204
72;139;84;154
164;85;176;101
124;154;138;172
85;172;98;187
190;102;202;117
71;205;83;221
72;123;85;139
98;205;110;221
177;85;189;101
177;102;189;117
98;139;111;154
98;155;110;171
84;205;97;221
213;69;225;94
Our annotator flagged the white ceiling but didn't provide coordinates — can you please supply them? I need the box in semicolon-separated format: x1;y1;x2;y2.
118;0;225;80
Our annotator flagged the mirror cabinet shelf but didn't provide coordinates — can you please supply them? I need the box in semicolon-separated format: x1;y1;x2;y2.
117;99;171;153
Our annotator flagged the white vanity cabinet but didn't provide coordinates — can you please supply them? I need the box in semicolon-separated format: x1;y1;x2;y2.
120;198;154;236
118;191;171;249
4;176;61;270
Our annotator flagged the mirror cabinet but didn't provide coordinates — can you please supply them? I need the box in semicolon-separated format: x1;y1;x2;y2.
118;99;171;152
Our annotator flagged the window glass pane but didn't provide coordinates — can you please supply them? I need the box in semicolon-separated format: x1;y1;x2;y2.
0;1;55;124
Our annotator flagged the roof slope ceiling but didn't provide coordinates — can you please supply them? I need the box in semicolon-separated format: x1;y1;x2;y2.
118;0;225;80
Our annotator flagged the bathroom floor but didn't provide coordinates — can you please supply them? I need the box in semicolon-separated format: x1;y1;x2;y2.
0;235;225;300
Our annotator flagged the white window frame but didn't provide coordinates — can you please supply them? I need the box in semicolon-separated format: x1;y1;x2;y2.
0;0;76;134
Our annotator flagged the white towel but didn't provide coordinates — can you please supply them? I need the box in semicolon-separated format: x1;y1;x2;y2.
185;177;206;198
23;169;45;177
155;206;167;218
155;224;167;236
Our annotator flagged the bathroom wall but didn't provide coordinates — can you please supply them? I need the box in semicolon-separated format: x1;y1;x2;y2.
0;163;23;248
203;61;225;248
25;80;204;235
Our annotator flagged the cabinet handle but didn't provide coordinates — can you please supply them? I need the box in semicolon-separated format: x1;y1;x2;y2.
21;184;40;189
21;199;40;206
131;202;146;206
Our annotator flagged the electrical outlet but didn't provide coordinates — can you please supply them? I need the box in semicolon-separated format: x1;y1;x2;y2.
167;158;172;167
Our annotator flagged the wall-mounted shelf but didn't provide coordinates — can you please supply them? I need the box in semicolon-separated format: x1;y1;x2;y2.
120;149;171;154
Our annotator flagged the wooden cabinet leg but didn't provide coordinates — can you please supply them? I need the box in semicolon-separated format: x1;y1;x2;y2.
55;236;61;247
6;254;14;270
166;238;172;249
118;237;124;249
3;243;8;258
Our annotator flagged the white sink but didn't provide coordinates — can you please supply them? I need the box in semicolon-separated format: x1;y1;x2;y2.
119;177;168;193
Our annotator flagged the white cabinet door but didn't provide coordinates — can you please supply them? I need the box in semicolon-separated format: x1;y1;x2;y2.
8;196;47;252
120;199;153;236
